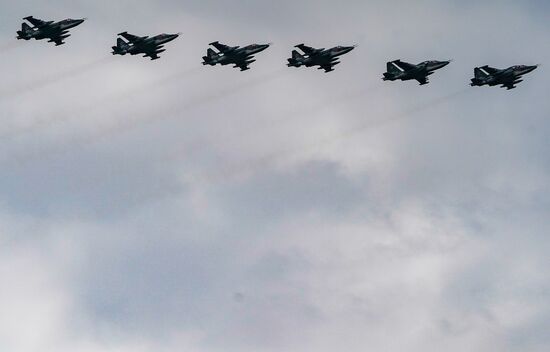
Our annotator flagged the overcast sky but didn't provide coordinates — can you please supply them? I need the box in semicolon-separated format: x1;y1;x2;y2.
0;1;549;352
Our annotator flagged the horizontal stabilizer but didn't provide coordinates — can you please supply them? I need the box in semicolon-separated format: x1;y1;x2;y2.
112;38;130;55
23;16;51;27
292;50;304;60
17;22;34;39
207;48;217;58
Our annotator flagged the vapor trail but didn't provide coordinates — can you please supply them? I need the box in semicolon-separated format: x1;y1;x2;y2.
0;66;203;141
75;68;288;140
3;69;288;166
245;81;382;132
195;88;472;184
0;40;22;52
81;88;471;209
0;56;114;100
2;86;471;214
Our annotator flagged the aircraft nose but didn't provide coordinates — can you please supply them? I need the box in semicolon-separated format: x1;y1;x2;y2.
342;46;356;53
251;44;270;53
74;18;86;25
166;33;180;41
516;65;538;75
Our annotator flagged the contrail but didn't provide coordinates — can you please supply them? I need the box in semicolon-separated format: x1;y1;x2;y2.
194;88;472;184
0;56;114;100
0;40;23;52
2;86;471;214
69;68;289;142
244;81;382;132
0;66;203;141
2;68;289;166
88;88;472;209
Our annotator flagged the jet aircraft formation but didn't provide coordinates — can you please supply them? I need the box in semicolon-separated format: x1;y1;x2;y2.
15;16;540;90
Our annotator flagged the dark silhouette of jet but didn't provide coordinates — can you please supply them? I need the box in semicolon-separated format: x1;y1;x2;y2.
16;16;85;46
383;60;451;85
202;42;271;71
112;32;180;60
470;65;539;90
287;44;356;72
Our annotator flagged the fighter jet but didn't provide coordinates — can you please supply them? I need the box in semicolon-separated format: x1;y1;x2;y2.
202;42;271;71
383;60;451;85
470;65;539;90
16;16;85;46
112;32;180;60
287;44;356;73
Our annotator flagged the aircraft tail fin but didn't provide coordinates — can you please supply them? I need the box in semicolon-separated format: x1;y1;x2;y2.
474;67;489;79
112;38;130;55
287;50;305;67
471;67;489;86
292;50;304;60
383;61;403;80
16;22;34;40
207;48;217;58
387;61;403;74
202;48;218;65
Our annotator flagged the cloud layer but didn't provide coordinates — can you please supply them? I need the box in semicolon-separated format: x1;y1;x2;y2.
0;1;549;351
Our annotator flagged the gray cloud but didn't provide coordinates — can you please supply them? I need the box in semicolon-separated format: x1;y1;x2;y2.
0;1;549;352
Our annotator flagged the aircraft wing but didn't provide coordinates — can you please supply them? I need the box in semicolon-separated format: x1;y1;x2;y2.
480;65;500;75
499;75;519;90
143;45;164;60
53;39;66;45
45;30;70;46
393;60;417;71
145;52;160;60
24;16;52;27
319;60;340;73
210;41;235;53
137;43;164;60
415;76;429;85
296;44;322;55
231;55;255;71
235;62;250;71
119;32;146;43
